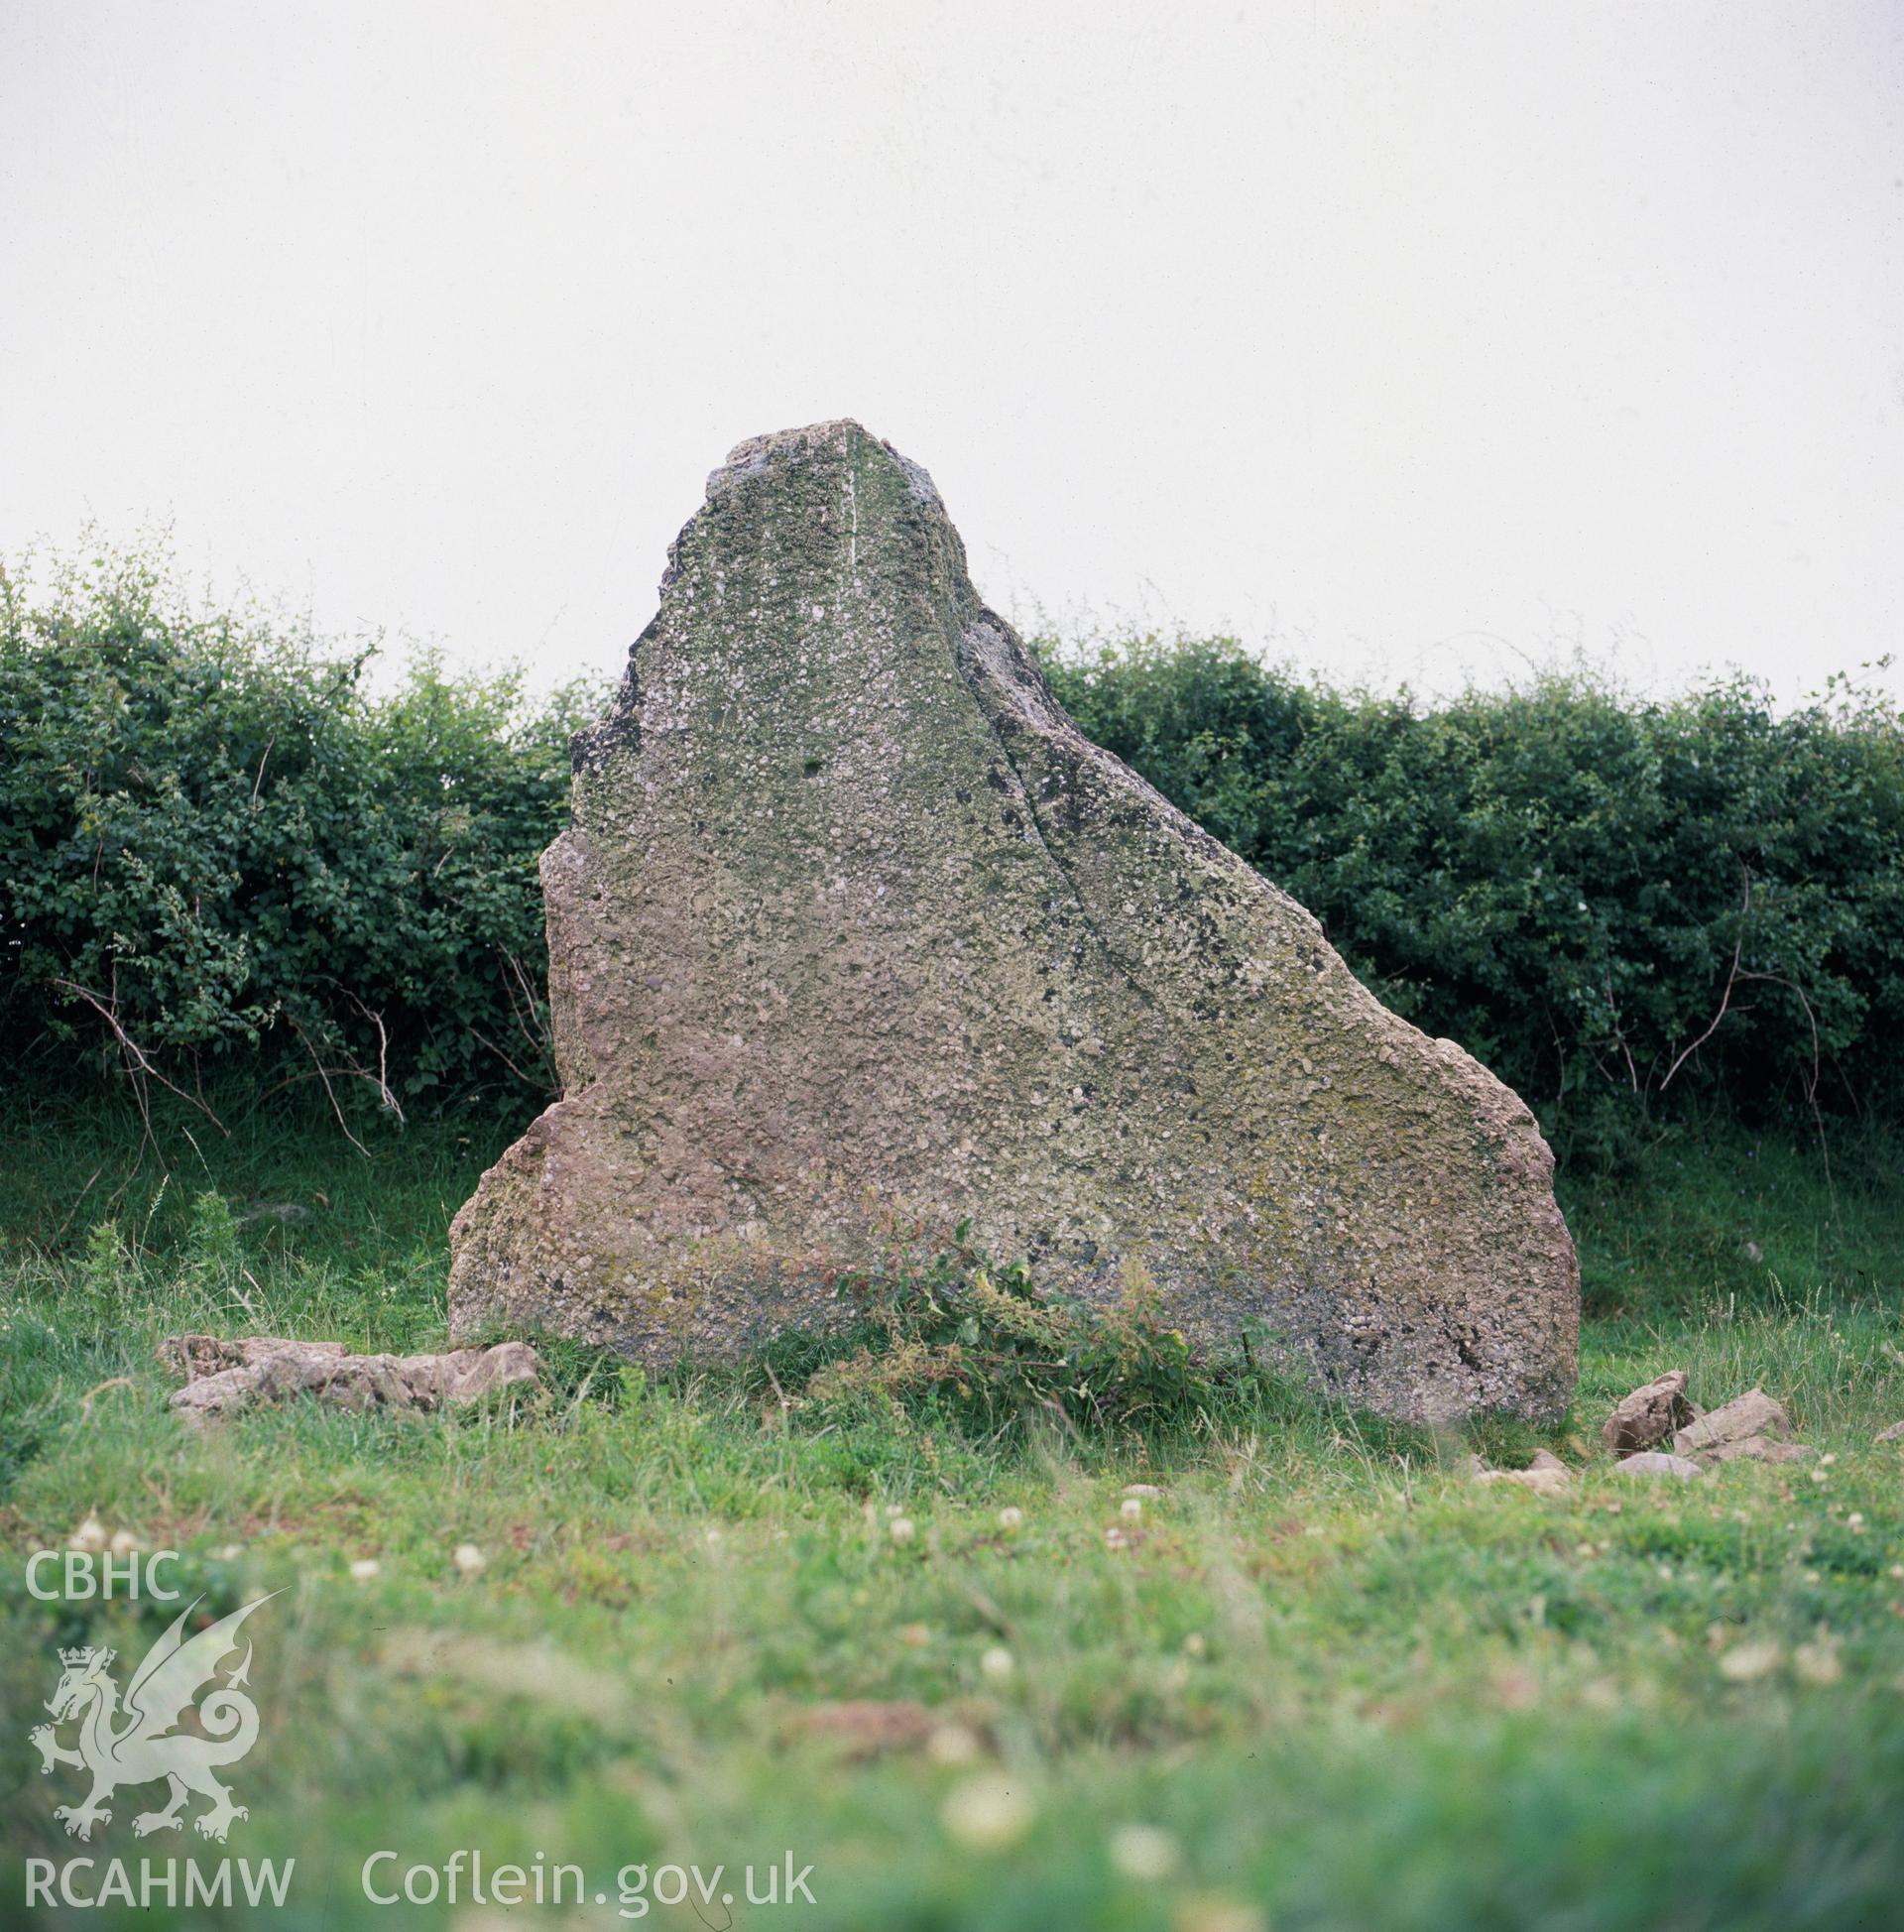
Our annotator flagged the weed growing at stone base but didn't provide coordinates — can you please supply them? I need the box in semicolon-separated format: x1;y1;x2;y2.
2;1101;1902;1929
785;1233;1202;1439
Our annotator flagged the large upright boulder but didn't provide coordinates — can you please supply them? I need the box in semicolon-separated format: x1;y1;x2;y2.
449;422;1578;1420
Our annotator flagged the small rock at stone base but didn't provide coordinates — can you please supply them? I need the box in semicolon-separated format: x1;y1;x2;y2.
161;1334;539;1426
1698;1436;1816;1467
235;1201;311;1227
1674;1389;1791;1456
1478;1465;1571;1497
1615;1451;1704;1482
1876;1421;1904;1444
1600;1370;1693;1455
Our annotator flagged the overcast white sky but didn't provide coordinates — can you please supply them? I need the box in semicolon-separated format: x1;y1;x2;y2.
3;1;1901;705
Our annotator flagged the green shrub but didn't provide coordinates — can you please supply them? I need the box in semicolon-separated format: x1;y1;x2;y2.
6;541;1899;1166
1043;633;1904;1159
0;542;607;1114
800;1228;1203;1438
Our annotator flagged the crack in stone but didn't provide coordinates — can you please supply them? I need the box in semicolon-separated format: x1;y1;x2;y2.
948;618;1168;1020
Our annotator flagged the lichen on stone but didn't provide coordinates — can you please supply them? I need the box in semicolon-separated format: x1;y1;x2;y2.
447;421;1579;1422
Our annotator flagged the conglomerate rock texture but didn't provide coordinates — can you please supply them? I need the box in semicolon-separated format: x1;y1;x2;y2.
448;422;1579;1421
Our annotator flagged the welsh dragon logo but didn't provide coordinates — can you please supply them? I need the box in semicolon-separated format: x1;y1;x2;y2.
30;1593;279;1843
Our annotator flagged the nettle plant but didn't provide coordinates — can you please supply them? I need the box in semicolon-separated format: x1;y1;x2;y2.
0;542;607;1131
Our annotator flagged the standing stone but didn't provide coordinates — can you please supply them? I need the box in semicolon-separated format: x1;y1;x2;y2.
448;422;1579;1421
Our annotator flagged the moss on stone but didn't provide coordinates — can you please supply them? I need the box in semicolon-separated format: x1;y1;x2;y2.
448;422;1579;1422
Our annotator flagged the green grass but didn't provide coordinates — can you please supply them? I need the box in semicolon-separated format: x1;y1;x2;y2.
3;1096;1903;1930
1565;1118;1902;1319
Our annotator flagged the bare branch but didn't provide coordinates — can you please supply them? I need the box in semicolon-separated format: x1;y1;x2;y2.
52;980;229;1144
468;1025;539;1088
51;1164;105;1247
340;992;406;1123
248;734;276;812
1660;867;1751;1093
1737;968;1836;1215
1600;966;1639;1093
494;944;557;1091
289;1016;370;1157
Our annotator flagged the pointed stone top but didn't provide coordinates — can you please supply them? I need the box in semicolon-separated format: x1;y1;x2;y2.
722;418;867;466
707;419;942;510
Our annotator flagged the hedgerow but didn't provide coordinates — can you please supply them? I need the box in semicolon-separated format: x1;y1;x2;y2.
1042;633;1904;1160
0;543;606;1125
5;544;1899;1164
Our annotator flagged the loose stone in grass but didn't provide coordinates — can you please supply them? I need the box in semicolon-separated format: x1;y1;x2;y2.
1601;1370;1693;1454
1614;1451;1704;1482
160;1333;540;1425
1674;1389;1791;1457
1699;1436;1814;1466
445;421;1580;1424
1875;1420;1904;1444
234;1201;309;1228
1477;1463;1571;1497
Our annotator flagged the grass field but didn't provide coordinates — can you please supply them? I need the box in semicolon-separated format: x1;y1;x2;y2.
3;1092;1902;1930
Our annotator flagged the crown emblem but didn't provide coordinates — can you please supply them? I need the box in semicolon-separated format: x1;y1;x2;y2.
35;1594;276;1845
